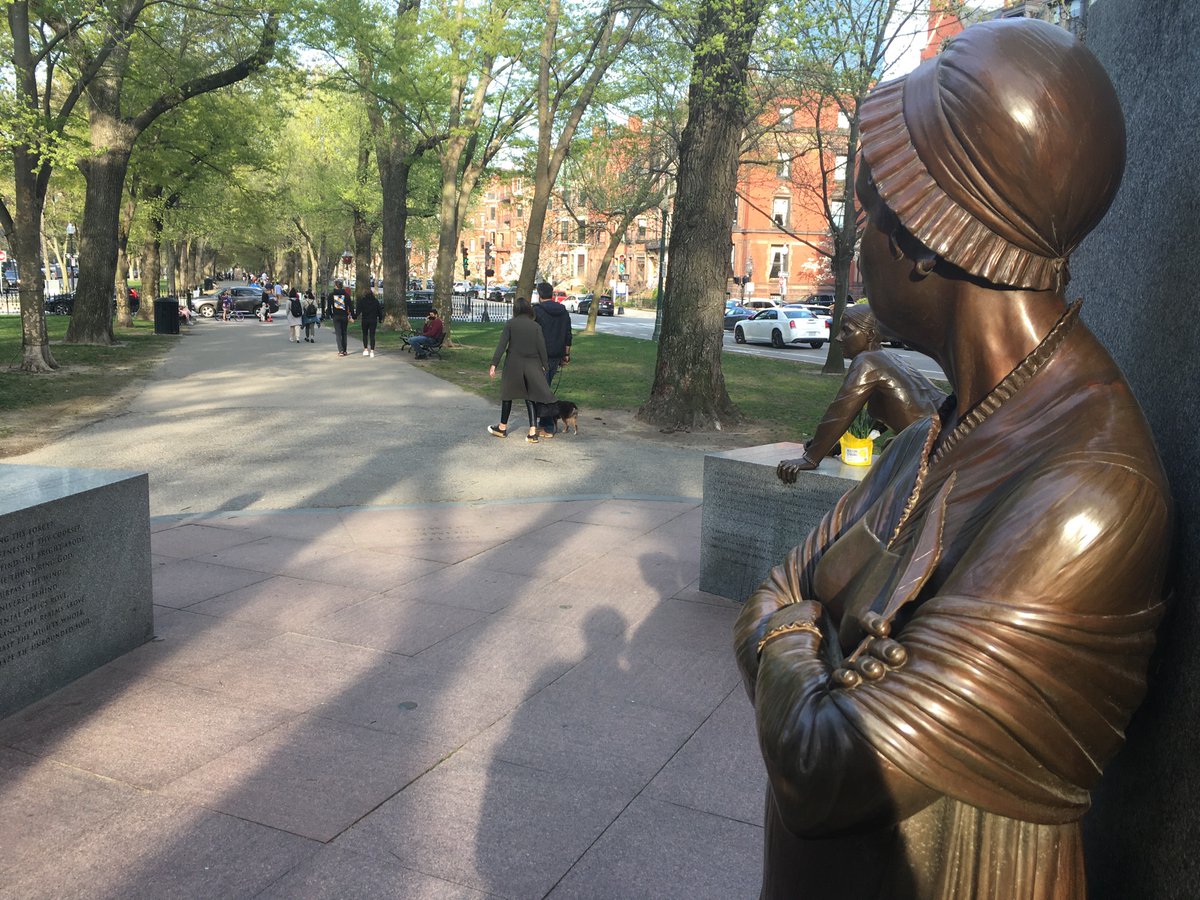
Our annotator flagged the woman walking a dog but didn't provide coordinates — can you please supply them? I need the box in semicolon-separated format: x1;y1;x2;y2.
488;296;558;444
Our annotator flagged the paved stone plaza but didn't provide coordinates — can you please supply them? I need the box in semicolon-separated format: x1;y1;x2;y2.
0;317;768;898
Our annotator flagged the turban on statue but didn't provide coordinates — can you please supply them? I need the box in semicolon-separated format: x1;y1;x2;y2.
860;18;1125;292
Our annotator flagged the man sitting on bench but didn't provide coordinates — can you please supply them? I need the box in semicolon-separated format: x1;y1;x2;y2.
409;308;444;358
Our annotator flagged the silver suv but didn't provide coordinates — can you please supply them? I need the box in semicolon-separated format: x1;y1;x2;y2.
192;286;275;317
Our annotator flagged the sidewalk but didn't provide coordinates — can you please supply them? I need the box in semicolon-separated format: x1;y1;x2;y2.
0;319;768;898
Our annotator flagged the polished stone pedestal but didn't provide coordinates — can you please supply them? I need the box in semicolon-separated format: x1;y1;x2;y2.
0;465;153;719
700;443;866;602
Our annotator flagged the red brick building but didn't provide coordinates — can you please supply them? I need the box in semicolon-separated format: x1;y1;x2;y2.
731;98;862;303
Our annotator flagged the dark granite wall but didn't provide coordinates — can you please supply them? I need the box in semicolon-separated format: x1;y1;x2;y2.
1070;1;1200;895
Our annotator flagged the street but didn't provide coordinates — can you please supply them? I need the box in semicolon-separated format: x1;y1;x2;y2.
571;307;948;381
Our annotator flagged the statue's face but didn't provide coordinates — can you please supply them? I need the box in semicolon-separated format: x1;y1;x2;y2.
856;163;946;359
840;319;872;358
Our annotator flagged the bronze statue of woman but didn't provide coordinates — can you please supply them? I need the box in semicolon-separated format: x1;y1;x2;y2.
734;19;1171;899
777;304;945;480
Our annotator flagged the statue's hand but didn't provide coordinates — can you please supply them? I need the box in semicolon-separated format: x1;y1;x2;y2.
777;455;818;483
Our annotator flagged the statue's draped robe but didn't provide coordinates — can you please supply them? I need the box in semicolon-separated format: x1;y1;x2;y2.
735;306;1171;899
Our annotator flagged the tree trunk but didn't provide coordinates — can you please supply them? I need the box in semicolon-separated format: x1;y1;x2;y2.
352;210;374;302
11;148;57;372
114;191;137;327
377;154;415;332
142;233;162;319
822;111;862;375
433;158;461;343
66;142;134;344
637;0;764;430
518;170;553;300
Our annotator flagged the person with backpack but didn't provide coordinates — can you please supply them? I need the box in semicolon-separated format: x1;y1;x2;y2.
324;280;355;356
532;281;573;437
302;290;319;342
357;287;382;357
286;288;304;342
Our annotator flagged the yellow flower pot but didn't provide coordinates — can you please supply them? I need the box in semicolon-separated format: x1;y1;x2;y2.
840;433;874;467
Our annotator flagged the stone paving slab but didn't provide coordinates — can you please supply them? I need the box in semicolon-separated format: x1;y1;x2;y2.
0;499;766;898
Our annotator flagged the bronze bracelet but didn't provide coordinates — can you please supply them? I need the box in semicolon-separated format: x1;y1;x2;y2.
756;621;822;657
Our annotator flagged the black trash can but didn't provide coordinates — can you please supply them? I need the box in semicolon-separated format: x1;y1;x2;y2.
154;297;180;335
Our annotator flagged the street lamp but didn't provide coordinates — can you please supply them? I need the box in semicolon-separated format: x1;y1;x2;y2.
652;200;669;342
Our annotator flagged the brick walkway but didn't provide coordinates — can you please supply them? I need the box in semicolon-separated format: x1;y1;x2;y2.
0;497;766;898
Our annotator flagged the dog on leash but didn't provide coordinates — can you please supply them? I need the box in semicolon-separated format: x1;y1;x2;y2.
546;400;579;435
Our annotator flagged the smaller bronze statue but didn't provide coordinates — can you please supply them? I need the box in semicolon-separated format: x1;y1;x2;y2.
777;305;946;482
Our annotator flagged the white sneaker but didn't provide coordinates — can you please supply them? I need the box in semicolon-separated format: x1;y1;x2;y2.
363;349;369;356
369;349;375;357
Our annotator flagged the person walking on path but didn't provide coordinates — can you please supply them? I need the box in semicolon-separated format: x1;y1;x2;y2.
302;290;320;342
286;289;304;342
488;296;558;444
408;308;444;358
532;281;573;438
324;280;355;357
358;288;382;357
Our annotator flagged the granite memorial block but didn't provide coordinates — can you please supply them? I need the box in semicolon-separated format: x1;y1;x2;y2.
0;465;153;719
700;443;864;601
1067;2;1200;895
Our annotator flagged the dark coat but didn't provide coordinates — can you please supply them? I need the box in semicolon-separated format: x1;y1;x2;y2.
357;292;382;322
533;300;573;358
491;316;558;403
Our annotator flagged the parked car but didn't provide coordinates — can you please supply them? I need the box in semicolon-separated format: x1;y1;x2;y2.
790;304;833;341
552;290;568;303
566;292;591;313
44;293;75;315
723;306;754;330
742;298;784;311
733;307;827;349
803;293;836;310
406;289;435;318
192;286;274;318
577;295;614;316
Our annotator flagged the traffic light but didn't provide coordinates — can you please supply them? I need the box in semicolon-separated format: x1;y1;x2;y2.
617;255;626;276
461;243;470;277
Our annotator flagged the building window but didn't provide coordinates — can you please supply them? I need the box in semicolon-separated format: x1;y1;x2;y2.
833;155;847;183
768;245;790;279
637;218;647;241
830;200;846;229
490;206;497;221
577;223;587;244
772;197;790;229
497;232;505;248
777;152;790;179
576;253;586;276
779;106;794;128
560;253;569;271
560;220;570;241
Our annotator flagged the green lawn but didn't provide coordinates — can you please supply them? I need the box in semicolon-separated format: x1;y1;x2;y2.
0;317;171;444
1;316;862;450
377;322;847;442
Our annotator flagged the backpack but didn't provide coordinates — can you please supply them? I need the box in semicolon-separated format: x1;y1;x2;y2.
304;300;318;317
290;297;303;318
